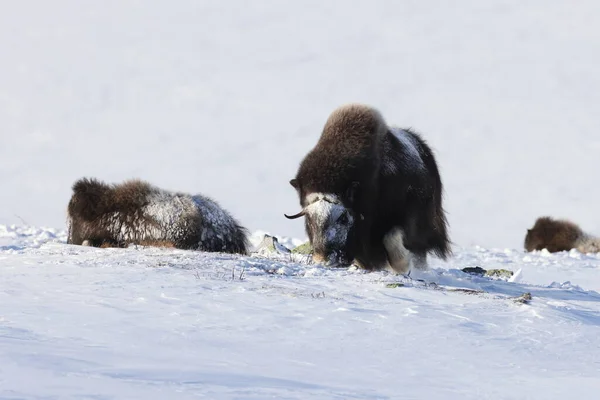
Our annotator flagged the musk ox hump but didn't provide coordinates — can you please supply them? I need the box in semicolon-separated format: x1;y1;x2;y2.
294;104;387;199
319;103;388;147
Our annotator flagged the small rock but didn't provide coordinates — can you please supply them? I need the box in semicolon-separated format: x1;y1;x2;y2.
462;266;486;275
448;288;485;295
385;283;404;288
291;242;313;255
254;235;291;255
512;292;532;304
485;269;514;279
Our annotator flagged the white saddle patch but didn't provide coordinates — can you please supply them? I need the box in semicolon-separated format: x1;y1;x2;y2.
382;128;427;175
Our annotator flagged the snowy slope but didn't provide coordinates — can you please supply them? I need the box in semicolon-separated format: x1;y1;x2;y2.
1;1;600;249
2;2;600;397
2;225;600;399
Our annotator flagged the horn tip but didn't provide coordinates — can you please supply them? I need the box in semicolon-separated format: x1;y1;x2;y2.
284;210;306;219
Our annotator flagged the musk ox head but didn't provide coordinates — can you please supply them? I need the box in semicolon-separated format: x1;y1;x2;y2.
285;180;362;267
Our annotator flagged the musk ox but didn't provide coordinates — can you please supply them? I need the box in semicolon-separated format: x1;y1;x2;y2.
525;216;600;253
285;104;451;274
67;178;248;254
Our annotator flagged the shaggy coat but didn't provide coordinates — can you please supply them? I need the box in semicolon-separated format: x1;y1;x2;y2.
525;216;600;253
286;104;451;273
67;178;248;254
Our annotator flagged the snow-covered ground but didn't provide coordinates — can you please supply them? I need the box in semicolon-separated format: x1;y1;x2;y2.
2;225;600;399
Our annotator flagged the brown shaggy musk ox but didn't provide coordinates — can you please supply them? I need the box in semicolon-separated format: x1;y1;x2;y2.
285;104;451;274
67;178;249;254
525;216;600;253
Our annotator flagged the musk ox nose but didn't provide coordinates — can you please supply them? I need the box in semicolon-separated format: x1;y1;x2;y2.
313;252;351;268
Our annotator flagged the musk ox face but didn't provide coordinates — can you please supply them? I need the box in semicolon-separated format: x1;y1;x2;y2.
524;228;544;251
286;180;361;267
304;193;357;267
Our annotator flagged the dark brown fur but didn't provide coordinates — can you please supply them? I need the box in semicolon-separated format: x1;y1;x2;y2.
68;178;153;221
525;217;585;252
67;178;156;248
294;104;385;199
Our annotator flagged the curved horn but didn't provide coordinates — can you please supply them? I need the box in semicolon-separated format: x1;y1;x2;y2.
284;210;306;219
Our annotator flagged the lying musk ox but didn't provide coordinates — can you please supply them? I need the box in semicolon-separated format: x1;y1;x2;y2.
525;216;600;253
285;104;451;273
67;178;248;254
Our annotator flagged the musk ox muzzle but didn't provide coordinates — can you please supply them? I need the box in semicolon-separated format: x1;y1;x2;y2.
312;250;354;268
285;193;357;268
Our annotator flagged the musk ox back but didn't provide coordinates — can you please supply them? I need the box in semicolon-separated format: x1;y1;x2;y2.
525;216;600;253
285;104;451;274
67;178;248;254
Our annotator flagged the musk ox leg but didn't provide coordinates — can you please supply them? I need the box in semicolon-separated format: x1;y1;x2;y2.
354;241;390;271
412;252;428;270
383;227;412;275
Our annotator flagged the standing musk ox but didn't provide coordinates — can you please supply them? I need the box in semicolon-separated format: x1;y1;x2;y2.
525;216;600;253
285;104;451;274
67;178;248;254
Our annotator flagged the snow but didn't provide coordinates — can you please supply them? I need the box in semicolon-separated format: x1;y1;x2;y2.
2;1;600;397
2;226;600;398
